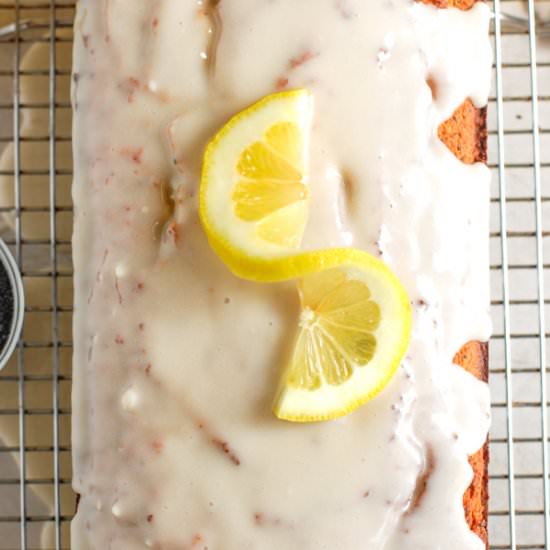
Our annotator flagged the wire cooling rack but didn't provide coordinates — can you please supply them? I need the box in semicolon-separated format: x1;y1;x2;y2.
490;1;550;548
0;2;74;548
0;0;548;549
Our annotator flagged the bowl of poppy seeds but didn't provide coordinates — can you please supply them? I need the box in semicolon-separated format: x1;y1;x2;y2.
0;239;24;370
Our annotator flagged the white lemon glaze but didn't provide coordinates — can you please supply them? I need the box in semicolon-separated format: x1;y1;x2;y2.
72;1;492;548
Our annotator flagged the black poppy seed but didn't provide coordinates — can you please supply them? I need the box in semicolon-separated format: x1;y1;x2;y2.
0;263;14;353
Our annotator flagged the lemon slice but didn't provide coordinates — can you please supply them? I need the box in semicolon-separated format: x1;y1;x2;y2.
274;249;411;422
200;89;313;278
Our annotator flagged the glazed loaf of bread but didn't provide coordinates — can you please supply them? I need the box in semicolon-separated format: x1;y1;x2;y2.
71;1;491;548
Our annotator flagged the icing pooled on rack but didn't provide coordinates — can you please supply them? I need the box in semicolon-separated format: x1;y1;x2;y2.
71;1;492;548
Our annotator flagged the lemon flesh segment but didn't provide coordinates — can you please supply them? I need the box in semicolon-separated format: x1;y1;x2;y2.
200;90;313;267
274;255;411;422
255;201;309;248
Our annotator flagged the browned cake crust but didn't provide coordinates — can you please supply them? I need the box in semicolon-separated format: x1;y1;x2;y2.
439;99;488;165
454;341;489;545
428;0;489;546
421;0;478;9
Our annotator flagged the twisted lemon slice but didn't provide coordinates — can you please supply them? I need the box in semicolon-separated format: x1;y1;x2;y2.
274;250;410;422
200;90;411;421
200;89;313;281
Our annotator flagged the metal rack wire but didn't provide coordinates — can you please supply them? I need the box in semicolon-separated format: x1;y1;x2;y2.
0;0;547;549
